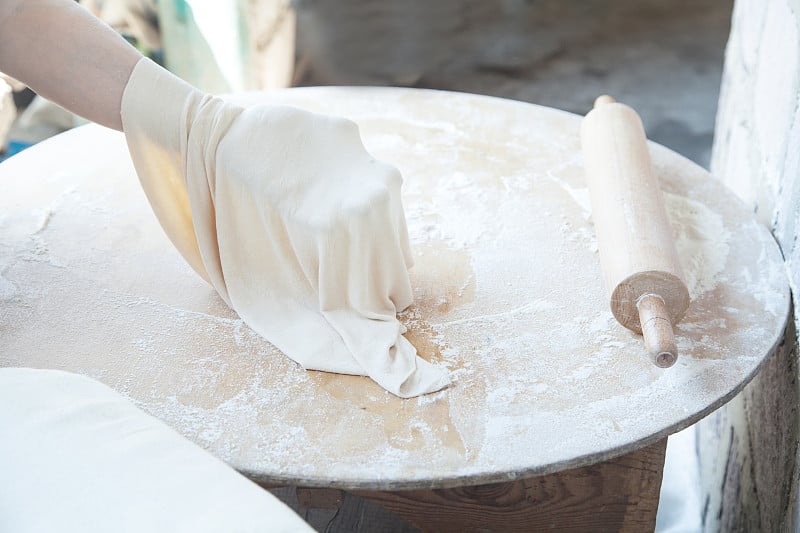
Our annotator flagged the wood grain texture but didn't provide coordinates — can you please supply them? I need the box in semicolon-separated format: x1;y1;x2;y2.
697;0;800;530
268;486;421;533
697;321;799;532
351;438;667;533
637;294;678;368
296;487;344;509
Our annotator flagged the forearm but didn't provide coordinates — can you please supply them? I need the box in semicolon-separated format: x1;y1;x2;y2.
0;0;142;131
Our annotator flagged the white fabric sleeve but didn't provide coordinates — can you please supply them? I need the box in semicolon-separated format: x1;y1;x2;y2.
121;58;449;397
0;367;313;533
120;59;212;283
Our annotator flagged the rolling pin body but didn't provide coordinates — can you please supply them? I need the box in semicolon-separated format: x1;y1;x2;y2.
580;96;690;367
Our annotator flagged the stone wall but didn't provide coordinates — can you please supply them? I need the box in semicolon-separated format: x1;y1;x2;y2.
697;0;800;531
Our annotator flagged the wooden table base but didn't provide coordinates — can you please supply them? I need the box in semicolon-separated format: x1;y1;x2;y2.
278;438;667;533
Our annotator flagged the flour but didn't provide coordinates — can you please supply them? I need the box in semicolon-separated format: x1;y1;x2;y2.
550;183;730;299
666;193;730;298
0;273;16;300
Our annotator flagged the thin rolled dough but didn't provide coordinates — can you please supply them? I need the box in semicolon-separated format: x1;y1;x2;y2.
121;58;449;398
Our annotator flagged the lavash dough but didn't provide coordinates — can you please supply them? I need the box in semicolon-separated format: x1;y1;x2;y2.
121;58;449;398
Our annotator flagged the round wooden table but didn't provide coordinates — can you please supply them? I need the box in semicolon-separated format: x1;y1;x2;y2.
0;88;789;532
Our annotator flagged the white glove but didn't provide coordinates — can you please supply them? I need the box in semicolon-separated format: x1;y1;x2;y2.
121;58;450;398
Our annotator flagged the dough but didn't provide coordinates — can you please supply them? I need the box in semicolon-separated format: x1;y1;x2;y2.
0;367;312;533
121;58;449;397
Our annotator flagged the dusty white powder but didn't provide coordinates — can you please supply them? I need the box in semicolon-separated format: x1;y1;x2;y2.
667;193;730;298
548;177;731;301
0;274;16;300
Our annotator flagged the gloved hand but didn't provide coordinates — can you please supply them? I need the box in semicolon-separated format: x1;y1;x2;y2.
121;58;450;398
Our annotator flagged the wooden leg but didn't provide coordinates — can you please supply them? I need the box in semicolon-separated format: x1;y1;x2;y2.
295;487;344;509
353;438;667;533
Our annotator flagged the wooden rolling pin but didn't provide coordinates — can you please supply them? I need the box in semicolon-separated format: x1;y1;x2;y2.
580;95;690;368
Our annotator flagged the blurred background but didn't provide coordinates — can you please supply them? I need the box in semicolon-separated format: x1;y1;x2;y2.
0;0;730;168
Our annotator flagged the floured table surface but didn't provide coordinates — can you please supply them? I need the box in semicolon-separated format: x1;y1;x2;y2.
0;88;789;490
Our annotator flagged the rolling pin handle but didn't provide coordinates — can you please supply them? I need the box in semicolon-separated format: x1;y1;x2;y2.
636;294;678;368
594;95;617;108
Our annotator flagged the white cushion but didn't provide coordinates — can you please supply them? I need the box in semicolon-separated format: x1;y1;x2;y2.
0;367;312;533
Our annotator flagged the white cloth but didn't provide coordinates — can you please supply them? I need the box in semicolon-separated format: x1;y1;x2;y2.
121;58;449;397
655;426;703;533
0;367;313;533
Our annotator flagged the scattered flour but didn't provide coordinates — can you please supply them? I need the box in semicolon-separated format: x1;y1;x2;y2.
0;274;16;300
666;193;730;298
